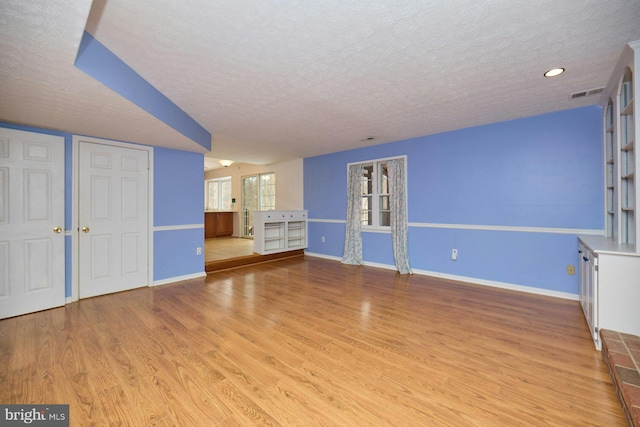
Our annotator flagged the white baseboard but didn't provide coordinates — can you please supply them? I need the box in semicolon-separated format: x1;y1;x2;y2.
304;251;578;301
409;268;578;301
153;271;207;287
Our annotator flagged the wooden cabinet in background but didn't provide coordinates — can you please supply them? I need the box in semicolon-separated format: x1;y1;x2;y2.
204;212;234;238
204;213;216;238
215;212;233;236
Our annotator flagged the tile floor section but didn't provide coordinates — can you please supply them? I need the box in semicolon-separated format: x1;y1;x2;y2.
601;329;640;427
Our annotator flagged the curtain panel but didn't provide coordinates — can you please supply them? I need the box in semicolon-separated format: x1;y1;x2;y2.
342;163;364;265
388;158;412;274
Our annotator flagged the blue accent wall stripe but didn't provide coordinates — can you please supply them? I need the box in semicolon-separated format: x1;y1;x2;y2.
75;32;211;151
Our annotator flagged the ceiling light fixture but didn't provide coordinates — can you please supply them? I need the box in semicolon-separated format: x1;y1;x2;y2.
544;68;565;78
218;159;234;167
360;136;376;143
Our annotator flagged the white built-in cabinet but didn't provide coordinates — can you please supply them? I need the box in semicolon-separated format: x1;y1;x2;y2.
578;237;640;350
579;40;640;349
253;210;308;255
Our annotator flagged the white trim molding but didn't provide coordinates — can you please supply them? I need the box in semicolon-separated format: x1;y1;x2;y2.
154;224;204;232
408;222;603;236
153;271;207;287
409;268;578;301
308;218;603;236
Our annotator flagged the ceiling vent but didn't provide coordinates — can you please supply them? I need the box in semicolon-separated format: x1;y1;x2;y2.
570;87;604;99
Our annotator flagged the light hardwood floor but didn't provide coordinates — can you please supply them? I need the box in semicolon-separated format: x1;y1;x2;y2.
0;257;625;426
205;237;254;262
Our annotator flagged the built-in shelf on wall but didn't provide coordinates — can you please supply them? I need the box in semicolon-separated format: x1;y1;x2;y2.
253;210;308;255
578;40;640;351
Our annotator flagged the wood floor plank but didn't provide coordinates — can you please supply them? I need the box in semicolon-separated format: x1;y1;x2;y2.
8;314;36;371
209;379;282;426
202;350;315;426
97;384;144;427
1;256;627;425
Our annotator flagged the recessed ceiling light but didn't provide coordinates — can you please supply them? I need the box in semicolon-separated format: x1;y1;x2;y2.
544;68;565;78
360;136;375;142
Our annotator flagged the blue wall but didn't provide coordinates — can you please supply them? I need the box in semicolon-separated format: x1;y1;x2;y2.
304;106;603;295
0;122;205;296
153;147;205;281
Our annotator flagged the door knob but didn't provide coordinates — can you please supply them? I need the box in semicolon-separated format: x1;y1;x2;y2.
81;227;90;233
53;227;62;233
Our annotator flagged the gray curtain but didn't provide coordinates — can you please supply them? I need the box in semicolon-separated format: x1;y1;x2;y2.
388;158;412;274
342;164;363;265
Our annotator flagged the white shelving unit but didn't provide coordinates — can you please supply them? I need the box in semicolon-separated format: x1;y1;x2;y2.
579;40;640;350
603;42;639;245
253;210;308;255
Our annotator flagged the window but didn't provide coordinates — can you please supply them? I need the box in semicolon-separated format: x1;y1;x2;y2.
259;172;276;211
360;161;390;228
241;172;276;237
205;177;232;210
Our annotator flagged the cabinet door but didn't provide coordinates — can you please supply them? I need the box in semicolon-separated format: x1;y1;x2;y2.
204;213;216;238
215;212;233;236
578;243;599;348
584;249;599;347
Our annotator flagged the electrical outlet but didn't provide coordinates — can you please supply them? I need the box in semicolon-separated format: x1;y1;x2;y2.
196;247;202;255
566;265;575;275
451;249;458;261
321;236;326;243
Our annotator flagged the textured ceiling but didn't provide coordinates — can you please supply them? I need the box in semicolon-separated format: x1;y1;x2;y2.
0;0;207;153
2;1;640;165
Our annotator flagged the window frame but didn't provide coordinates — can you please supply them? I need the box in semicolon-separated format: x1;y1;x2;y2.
348;155;407;232
205;176;232;211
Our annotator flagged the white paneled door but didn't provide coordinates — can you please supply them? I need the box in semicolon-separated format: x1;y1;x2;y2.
0;128;65;319
78;141;149;298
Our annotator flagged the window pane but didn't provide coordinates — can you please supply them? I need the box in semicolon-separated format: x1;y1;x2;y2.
379;163;389;194
363;165;373;179
361;195;372;225
242;176;257;237
260;173;275;210
260;173;275;186
258;173;275;211
206;181;215;210
379;211;390;227
361;211;373;225
221;180;232;210
378;196;391;227
360;176;369;195
361;210;372;226
361;195;371;210
379;195;389;210
212;182;220;209
362;165;374;195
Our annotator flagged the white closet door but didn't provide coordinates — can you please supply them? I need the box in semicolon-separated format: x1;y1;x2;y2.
0;128;65;319
78;141;149;298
